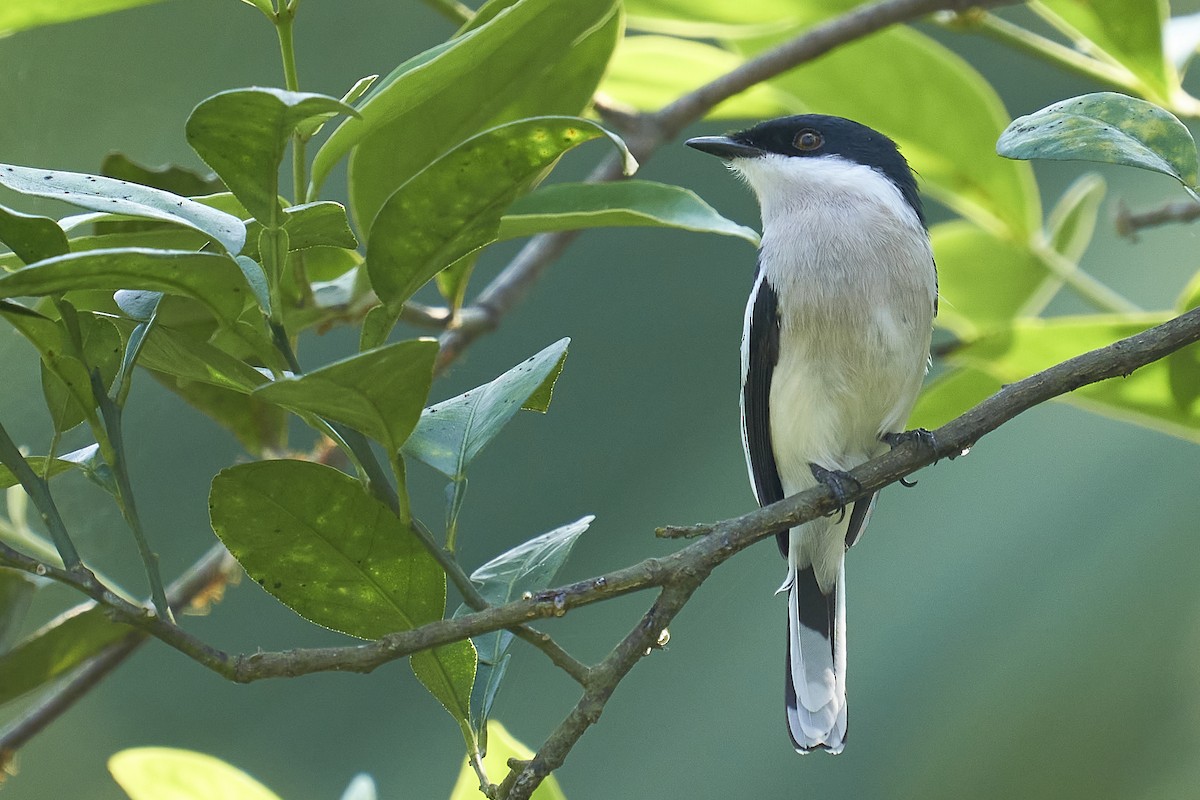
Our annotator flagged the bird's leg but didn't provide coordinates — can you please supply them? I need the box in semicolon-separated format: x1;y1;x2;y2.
881;429;937;487
808;463;861;522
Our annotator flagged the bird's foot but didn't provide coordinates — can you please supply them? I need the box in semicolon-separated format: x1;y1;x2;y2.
809;463;861;522
881;428;937;487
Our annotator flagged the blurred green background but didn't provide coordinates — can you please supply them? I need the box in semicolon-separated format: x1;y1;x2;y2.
1;1;1198;798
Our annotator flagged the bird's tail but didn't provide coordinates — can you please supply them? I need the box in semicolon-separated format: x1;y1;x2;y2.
783;554;847;753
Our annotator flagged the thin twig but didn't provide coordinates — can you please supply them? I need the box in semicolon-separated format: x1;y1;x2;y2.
1114;198;1200;239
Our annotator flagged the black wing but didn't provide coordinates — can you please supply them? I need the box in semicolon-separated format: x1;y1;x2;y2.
742;267;788;557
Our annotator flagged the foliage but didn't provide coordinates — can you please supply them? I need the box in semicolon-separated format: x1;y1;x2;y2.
0;0;1197;798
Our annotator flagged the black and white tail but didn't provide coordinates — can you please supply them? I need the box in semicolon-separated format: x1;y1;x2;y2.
783;555;847;753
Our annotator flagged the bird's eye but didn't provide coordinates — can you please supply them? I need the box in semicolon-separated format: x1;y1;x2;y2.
794;130;823;151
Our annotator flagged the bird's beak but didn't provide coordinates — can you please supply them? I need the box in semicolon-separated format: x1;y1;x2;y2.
685;135;765;160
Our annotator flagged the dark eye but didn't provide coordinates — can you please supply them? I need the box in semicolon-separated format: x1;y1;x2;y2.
794;129;823;151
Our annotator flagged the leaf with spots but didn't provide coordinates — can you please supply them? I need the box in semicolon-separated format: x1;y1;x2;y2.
997;92;1200;194
366;117;635;310
0;163;245;255
208;459;445;640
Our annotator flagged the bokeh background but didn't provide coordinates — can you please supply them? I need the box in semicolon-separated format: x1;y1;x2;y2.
1;1;1198;798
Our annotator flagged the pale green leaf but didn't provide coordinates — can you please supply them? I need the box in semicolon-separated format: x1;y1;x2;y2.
109;748;283;800
448;721;566;800
0;0;165;36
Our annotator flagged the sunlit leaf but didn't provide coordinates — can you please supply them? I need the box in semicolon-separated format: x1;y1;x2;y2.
312;0;621;230
997;92;1199;192
498;180;760;244
367;118;634;310
909;366;1002;431
0;164;245;255
411;639;477;746
109;748;283;800
186;88;356;225
0;0;166;37
448;720;566;800
209;460;445;639
254;339;438;453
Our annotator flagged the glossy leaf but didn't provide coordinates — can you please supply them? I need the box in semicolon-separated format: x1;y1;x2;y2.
313;0;621;229
0;569;36;653
209;460;445;639
111;321;267;393
0;0;165;36
403;338;569;478
931;221;1047;338
448;721;566;800
997;92;1200;191
152;376;285;456
955;314;1200;441
0;603;133;706
0;249;253;332
0;205;68;264
736;25;1040;238
254;339;438;453
498;180;760;244
186;89;356;225
1032;0;1172;99
0;164;245;254
367;117;634;309
109;748;283;800
600;36;796;118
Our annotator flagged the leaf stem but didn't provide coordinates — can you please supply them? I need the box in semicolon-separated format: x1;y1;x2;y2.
424;0;473;25
0;422;80;568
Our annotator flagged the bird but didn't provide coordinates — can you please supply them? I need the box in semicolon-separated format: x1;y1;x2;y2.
686;115;936;754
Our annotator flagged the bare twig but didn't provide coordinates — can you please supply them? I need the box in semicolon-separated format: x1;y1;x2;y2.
1114;198;1200;239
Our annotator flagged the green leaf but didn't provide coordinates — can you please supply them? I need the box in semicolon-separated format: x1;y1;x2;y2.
0;447;93;489
0;603;133;706
997;92;1200;191
312;0;621;230
0;205;68;264
239;0;275;15
403;338;569;478
908;366;1002;431
209;460;445;639
600;36;796;118
109;748;283;800
411;639;478;745
434;254;476;313
1047;173;1107;262
0;0;166;36
1167;344;1200;411
297;76;379;141
151;375;285;455
735;25;1041;238
448;720;566;800
0;164;245;255
186;89;357;226
499;180;760;244
0;569;36;653
1032;0;1172;99
367;117;634;309
253;339;438;453
110;320;267;393
100;153;223;197
0;249;253;333
955;313;1200;441
40;312;123;433
338;774;377;800
931;221;1048;338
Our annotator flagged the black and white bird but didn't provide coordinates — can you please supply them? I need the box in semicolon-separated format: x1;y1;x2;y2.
686;115;937;754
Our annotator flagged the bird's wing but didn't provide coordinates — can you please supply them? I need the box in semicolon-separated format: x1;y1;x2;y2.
741;265;787;557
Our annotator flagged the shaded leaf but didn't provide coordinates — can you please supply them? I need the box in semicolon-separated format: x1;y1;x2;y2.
296;76;379;141
0;249;253;332
0;603;133;706
434;254;476;313
403;339;569;478
0;205;68;264
0;447;94;489
40;311;122;433
367;117;634;309
152;375;285;456
0;569;36;653
186;88;356;225
100;152;223;197
499;180;759;244
997;92;1199;191
1048;173;1107;262
209;460;445;639
0;164;245;255
448;721;566;800
253;339;438;453
110;320;267;393
313;0;621;230
109;748;283;800
411;639;477;745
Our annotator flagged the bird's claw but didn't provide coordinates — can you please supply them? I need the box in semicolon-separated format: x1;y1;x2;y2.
882;427;937;451
809;463;861;522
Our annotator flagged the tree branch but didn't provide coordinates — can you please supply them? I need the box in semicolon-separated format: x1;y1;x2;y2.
435;0;1019;373
1114;198;1200;239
